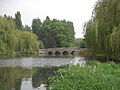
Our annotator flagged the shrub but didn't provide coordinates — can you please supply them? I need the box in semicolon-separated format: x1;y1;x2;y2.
48;61;120;90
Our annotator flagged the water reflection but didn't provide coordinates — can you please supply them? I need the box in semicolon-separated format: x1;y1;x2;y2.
0;56;87;90
0;67;60;90
0;67;36;90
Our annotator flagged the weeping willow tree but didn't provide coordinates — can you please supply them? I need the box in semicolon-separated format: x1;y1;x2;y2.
84;0;120;58
15;30;39;52
0;16;17;54
0;16;39;55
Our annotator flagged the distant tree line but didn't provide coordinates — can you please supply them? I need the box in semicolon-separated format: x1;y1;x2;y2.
0;11;76;55
84;0;120;59
32;16;75;48
74;38;86;48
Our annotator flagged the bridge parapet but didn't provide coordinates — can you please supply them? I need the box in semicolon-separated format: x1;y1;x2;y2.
38;48;87;56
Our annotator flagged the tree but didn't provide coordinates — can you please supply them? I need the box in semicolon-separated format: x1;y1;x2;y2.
0;16;40;55
23;25;32;32
32;18;42;40
41;17;75;48
15;11;23;30
74;38;86;48
84;0;120;58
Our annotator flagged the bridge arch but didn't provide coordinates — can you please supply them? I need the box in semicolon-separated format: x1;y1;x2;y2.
63;51;68;55
55;51;61;55
48;51;53;55
71;51;76;55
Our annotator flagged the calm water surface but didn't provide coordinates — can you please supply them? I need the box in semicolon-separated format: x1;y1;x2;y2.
0;56;87;90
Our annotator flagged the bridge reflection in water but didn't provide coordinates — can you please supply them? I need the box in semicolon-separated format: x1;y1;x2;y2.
38;48;87;56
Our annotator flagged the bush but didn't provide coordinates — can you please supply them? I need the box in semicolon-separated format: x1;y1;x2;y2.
48;61;120;90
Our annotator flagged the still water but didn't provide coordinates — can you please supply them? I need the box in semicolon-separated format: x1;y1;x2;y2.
0;56;86;90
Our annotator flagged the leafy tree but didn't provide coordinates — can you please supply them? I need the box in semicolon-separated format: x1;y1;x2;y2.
31;16;75;48
84;0;120;58
23;25;32;32
74;38;86;48
0;16;39;55
15;30;39;52
15;11;23;30
41;17;75;48
32;18;42;40
41;16;51;41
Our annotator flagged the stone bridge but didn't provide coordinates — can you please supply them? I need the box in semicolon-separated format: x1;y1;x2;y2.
38;48;87;56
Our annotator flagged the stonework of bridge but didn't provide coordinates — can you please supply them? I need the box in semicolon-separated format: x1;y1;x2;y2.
38;48;87;56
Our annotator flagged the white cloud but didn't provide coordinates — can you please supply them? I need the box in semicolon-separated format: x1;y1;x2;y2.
0;0;98;38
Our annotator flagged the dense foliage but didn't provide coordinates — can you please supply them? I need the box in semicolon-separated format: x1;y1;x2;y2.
32;18;42;40
15;11;23;30
84;0;120;58
48;61;120;90
32;16;75;48
0;16;39;55
1;10;76;55
74;38;86;48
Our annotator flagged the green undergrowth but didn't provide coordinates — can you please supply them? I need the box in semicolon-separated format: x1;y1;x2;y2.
48;61;120;90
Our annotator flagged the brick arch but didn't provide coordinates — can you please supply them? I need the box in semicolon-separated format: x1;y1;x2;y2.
55;51;61;55
63;51;69;55
48;51;53;55
71;51;76;55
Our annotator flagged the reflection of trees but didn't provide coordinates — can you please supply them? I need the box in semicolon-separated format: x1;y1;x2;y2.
0;66;67;90
14;79;21;90
0;67;37;90
32;67;60;88
0;67;15;90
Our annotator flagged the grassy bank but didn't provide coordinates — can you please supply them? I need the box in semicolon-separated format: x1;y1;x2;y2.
48;61;120;90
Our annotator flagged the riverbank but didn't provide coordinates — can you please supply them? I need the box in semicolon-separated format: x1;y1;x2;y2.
48;61;120;90
78;50;120;63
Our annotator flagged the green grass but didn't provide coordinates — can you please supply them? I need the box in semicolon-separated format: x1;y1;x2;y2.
48;61;120;90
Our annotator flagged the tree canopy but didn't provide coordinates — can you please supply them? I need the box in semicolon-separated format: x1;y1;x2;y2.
32;17;75;48
0;16;39;55
84;0;120;58
0;11;76;55
74;38;86;48
15;11;23;30
32;18;42;40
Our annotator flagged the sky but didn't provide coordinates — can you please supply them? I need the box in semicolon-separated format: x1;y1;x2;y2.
0;0;98;38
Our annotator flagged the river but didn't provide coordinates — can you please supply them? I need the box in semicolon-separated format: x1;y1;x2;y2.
0;56;87;90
